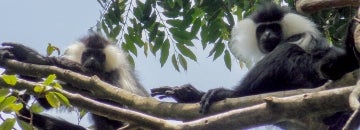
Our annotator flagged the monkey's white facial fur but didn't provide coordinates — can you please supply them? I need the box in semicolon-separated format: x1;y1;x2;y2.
63;42;130;72
63;42;86;63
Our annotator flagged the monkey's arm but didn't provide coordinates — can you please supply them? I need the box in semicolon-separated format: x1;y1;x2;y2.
1;42;83;73
151;84;205;103
321;21;360;80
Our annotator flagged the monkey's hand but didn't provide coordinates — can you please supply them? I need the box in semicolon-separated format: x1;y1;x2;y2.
150;84;205;103
199;88;235;114
1;42;50;65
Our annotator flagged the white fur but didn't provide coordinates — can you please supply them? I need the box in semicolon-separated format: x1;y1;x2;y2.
63;42;85;63
229;19;264;65
63;41;148;96
281;13;320;39
287;32;314;51
103;45;147;96
229;13;320;66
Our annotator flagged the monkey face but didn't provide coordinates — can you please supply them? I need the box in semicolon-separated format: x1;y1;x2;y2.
256;23;282;53
81;49;106;73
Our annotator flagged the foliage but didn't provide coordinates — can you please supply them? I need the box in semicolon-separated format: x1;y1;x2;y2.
96;0;356;70
0;74;72;129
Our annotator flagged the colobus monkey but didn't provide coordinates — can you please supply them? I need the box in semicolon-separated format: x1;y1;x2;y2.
2;33;149;130
151;2;359;128
198;2;359;114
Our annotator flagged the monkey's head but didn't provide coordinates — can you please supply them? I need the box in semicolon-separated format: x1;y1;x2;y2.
80;34;108;73
63;34;130;75
229;2;320;64
63;33;148;97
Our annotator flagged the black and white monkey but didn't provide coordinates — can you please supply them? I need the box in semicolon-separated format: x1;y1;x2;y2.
1;33;149;130
151;2;359;128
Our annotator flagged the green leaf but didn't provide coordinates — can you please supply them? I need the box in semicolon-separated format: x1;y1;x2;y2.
200;25;209;49
191;8;204;19
149;23;159;42
79;108;88;119
134;0;145;21
46;43;60;56
160;39;170;67
144;13;156;29
107;8;119;25
212;42;225;60
148;42;155;55
34;85;45;93
0;96;5;103
53;82;63;89
163;10;180;18
128;55;135;68
176;43;197;61
44;74;56;86
17;119;34;130
104;15;114;29
191;18;201;36
124;34;137;56
0;89;10;97
224;50;232;70
171;54;180;72
0;96;17;111
54;92;71;107
0;118;16;130
178;54;187;70
170;28;193;43
8;103;23;112
30;103;45;113
110;25;121;38
143;0;153;21
152;32;165;53
101;21;110;36
45;92;61;108
144;42;149;57
2;75;17;86
167;19;183;28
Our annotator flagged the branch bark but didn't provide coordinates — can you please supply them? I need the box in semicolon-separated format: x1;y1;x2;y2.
296;0;360;14
0;59;359;129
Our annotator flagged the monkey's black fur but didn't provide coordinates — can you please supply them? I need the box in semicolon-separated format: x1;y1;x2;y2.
151;3;359;129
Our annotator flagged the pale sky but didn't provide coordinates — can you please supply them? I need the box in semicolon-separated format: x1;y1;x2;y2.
0;0;252;128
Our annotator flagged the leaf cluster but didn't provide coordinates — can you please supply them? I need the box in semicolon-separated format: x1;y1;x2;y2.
96;0;356;70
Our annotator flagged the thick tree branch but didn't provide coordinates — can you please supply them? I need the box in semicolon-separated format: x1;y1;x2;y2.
0;73;357;129
354;6;360;53
0;59;359;129
1;58;357;119
296;0;360;14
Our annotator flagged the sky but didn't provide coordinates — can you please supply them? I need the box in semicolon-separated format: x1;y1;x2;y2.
0;0;252;128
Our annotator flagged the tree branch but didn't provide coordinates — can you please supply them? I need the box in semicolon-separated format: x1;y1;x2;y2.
296;0;360;14
0;59;359;129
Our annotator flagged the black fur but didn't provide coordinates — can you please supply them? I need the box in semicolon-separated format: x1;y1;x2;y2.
199;33;348;113
152;3;359;129
251;3;287;23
